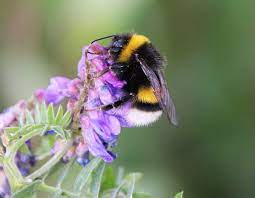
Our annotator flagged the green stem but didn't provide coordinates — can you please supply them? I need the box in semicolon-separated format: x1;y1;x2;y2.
26;140;72;181
5;125;45;158
35;151;52;161
72;48;93;130
3;126;45;191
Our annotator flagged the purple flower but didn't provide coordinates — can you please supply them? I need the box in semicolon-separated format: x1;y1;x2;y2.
35;77;71;105
0;100;27;134
81;115;116;163
0;168;10;198
15;151;36;176
76;43;132;162
35;42;131;163
76;152;90;167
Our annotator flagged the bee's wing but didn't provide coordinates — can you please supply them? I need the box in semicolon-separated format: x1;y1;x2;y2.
135;54;178;126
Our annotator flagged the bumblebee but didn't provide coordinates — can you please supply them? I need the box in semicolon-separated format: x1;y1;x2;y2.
90;33;178;126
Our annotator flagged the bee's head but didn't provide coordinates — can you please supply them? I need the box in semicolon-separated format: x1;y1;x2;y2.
109;34;132;60
89;33;134;60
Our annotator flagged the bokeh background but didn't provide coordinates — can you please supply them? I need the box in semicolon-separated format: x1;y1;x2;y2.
1;0;255;197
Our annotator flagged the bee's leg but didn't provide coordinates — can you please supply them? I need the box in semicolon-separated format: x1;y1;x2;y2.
86;94;133;111
102;94;131;110
110;62;129;78
93;63;129;79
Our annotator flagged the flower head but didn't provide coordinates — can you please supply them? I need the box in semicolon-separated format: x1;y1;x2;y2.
0;100;28;134
36;42;131;163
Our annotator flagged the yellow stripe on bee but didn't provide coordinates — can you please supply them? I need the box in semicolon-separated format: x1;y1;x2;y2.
137;87;158;104
118;34;150;62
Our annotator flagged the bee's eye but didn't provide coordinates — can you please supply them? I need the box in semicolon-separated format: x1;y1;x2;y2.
113;40;124;48
110;47;120;53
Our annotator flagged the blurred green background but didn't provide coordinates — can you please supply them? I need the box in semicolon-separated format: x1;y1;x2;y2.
1;0;255;197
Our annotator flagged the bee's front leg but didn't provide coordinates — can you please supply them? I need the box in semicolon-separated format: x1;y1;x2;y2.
93;63;129;79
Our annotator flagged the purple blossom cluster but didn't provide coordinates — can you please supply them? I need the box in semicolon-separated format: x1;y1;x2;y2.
35;43;130;163
0;42;130;196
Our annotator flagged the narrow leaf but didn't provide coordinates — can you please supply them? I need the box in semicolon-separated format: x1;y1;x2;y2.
51;126;67;140
4;127;20;140
34;103;41;123
56;158;75;188
25;110;34;125
125;173;143;182
126;174;136;198
18;115;25;127
174;191;184;198
89;161;106;198
40;102;48;123
111;173;143;198
110;181;124;198
55;106;64;125
101;166;116;193
60;111;72;128
47;104;55;124
72;158;101;194
4;127;19;135
116;167;124;186
5;124;44;141
133;192;152;198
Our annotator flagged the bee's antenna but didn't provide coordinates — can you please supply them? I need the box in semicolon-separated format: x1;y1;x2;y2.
91;34;116;44
88;34;116;54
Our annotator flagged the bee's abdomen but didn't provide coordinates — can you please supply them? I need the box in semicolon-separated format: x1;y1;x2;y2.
126;107;162;126
137;86;157;104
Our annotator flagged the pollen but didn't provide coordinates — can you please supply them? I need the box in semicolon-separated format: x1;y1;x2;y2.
137;87;158;104
118;34;150;62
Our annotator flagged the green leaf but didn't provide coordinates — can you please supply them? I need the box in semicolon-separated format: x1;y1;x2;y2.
55;106;64;125
111;173;143;198
72;158;101;194
126;174;136;198
60;111;72;128
133;192;152;198
47;104;55;124
4;127;19;135
18;115;25;127
5;124;45;142
89;161;105;198
40;102;48;123
12;180;41;198
34;103;42;123
4;127;20;141
101;189;125;198
25;110;35;125
56;159;75;188
116;167;124;186
125;173;143;181
101;166;116;193
19;144;31;155
174;191;184;198
51;126;67;140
